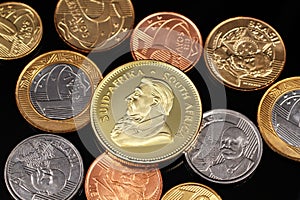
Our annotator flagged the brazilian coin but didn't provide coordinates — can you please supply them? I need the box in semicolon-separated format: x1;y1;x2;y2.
15;50;103;133
0;2;43;60
161;182;222;200
204;16;286;91
54;0;135;53
185;109;263;184
130;11;203;72
90;59;202;166
4;133;84;200
85;152;163;200
257;76;300;162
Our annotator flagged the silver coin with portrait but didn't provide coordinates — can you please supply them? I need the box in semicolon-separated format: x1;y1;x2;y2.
185;109;263;184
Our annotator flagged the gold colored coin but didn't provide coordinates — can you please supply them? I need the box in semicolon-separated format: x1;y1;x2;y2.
257;76;300;161
204;16;286;91
0;2;43;60
54;0;135;53
90;60;202;166
161;182;222;200
15;50;103;133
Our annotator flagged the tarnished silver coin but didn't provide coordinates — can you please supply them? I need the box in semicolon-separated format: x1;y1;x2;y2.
4;134;84;200
185;109;263;184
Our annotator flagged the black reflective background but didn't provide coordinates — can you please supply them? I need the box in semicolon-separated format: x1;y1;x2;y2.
1;0;300;199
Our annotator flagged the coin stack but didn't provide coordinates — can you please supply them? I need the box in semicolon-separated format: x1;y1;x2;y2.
2;1;299;200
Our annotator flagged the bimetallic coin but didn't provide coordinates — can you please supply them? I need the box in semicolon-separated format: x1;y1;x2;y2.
15;50;103;133
161;182;222;200
85;152;163;200
204;16;286;91
130;12;203;72
185;109;263;184
257;76;300;161
4;134;84;200
0;2;42;60
54;0;135;53
90;60;202;166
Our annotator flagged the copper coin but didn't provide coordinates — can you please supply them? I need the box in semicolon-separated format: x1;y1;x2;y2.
257;76;300;162
15;50;103;133
204;16;286;91
54;0;135;53
84;152;163;200
130;12;203;72
0;2;43;60
161;182;222;200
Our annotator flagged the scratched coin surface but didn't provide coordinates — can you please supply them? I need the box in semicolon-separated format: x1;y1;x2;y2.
130;11;203;72
54;0;135;53
0;2;43;60
90;59;202;166
185;109;263;184
85;152;163;200
257;76;300;162
161;182;222;200
15;50;103;133
4;133;84;200
204;16;286;91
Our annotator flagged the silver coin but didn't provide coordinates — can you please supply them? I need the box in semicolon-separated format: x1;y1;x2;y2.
185;109;263;184
4;134;84;200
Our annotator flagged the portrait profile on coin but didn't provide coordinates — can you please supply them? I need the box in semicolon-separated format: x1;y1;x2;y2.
111;77;175;147
195;127;254;180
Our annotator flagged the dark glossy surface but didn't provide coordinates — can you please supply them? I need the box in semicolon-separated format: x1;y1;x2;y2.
1;0;300;199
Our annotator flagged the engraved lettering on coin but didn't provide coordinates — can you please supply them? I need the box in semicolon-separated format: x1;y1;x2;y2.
161;182;222;200
0;2;42;60
271;90;300;147
91;60;202;165
85;152;163;200
111;77;174;147
185;109;263;184
204;16;286;91
130;12;203;72
4;134;84;200
30;63;92;120
54;0;135;52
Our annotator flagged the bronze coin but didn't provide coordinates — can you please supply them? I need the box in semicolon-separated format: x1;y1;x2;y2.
257;76;300;161
130;11;203;72
0;2;42;60
84;152;163;200
54;0;135;53
15;50;103;133
204;16;286;91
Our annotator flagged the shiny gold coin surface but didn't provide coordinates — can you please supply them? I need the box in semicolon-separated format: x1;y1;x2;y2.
54;0;135;53
161;182;222;200
0;2;43;60
15;50;103;133
90;60;202;166
257;76;300;161
204;16;286;91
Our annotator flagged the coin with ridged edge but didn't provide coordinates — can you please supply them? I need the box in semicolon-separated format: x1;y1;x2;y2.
0;2;43;60
15;50;103;133
257;76;300;161
161;182;222;200
90;59;202;166
204;16;286;91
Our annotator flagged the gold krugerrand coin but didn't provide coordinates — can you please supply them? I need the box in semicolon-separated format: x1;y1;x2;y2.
15;50;103;133
0;2;43;60
54;0;135;53
90;60;202;166
204;16;286;91
161;182;222;200
257;76;300;162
